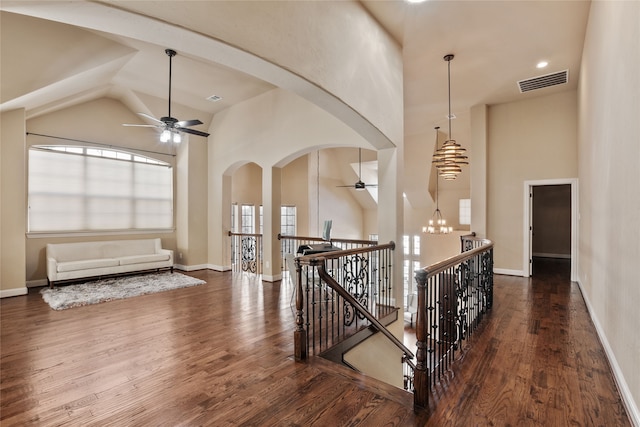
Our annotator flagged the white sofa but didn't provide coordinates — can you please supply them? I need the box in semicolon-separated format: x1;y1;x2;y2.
46;238;173;287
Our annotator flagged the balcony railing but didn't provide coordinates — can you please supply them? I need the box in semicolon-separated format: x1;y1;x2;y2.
228;231;263;274
412;234;494;409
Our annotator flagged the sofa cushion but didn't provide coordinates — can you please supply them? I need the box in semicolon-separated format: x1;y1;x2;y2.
102;240;159;258
118;253;170;266
57;258;119;273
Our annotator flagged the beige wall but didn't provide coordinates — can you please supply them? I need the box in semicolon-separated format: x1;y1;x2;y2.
176;138;209;268
232;163;263;210
207;89;376;269
109;1;403;150
578;0;640;419
281;155;310;236
315;150;366;240
488;90;578;273
0;109;27;297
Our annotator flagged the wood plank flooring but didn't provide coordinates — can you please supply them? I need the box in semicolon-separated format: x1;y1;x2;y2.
1;261;631;426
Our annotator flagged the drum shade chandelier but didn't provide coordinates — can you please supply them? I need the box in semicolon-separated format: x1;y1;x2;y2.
432;54;468;180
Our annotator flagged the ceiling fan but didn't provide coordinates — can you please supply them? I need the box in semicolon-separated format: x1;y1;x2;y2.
337;148;377;191
123;49;210;143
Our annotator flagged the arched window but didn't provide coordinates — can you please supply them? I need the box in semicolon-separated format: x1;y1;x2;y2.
28;146;173;233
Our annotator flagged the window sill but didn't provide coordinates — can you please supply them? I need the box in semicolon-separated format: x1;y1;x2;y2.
26;229;175;239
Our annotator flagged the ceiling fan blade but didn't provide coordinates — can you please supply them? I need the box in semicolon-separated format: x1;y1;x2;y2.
122;124;159;128
176;119;203;127
124;50;210;141
179;127;210;138
336;181;378;190
137;112;165;125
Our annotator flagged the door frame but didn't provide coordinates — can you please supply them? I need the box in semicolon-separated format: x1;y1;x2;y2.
523;178;578;281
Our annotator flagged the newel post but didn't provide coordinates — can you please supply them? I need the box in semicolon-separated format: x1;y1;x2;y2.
413;268;428;409
293;259;307;361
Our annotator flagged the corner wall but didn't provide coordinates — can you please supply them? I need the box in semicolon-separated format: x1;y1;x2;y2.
0;109;27;297
578;1;640;422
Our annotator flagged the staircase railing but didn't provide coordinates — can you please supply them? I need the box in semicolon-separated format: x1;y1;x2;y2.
413;235;494;409
291;242;416;389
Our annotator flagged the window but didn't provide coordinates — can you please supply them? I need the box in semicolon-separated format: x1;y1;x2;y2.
403;234;422;305
231;203;238;232
241;204;255;234
403;260;411;298
28;146;172;232
281;206;296;236
280;206;297;255
459;199;471;225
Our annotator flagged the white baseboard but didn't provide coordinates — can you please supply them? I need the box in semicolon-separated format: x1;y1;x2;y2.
576;279;640;427
174;264;209;272
494;268;526;277
262;273;282;283
208;264;231;272
0;287;28;298
27;279;48;288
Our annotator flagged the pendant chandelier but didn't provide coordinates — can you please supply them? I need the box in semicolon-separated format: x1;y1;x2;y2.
432;54;468;180
425;126;453;234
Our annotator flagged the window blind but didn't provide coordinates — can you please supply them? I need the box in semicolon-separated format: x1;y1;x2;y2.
28;148;173;232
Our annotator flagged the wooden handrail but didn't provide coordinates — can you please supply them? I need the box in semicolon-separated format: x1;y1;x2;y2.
228;231;262;237
278;233;378;246
296;241;396;263
294;241;412;362
422;239;493;277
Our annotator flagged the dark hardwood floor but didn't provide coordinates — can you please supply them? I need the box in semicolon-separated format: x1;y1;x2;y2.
1;262;631;426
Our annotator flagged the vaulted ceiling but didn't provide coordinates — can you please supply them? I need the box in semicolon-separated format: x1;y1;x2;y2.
1;0;591;204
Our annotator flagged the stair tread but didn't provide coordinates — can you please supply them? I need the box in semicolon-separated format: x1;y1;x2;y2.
307;355;414;407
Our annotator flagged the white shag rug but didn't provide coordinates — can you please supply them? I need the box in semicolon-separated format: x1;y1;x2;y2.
41;272;205;310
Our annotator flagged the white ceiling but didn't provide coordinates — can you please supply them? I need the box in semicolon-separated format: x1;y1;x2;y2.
0;0;591;199
364;0;591;136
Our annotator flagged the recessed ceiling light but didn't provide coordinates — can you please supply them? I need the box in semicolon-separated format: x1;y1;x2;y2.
206;95;223;102
536;61;549;69
406;0;427;3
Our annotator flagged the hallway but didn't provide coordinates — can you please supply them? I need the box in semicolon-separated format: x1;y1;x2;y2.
409;258;630;425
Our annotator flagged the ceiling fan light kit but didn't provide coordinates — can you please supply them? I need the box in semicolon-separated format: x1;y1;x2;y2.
123;48;210;143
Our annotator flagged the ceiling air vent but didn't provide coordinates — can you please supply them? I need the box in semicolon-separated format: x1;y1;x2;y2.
518;70;569;93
